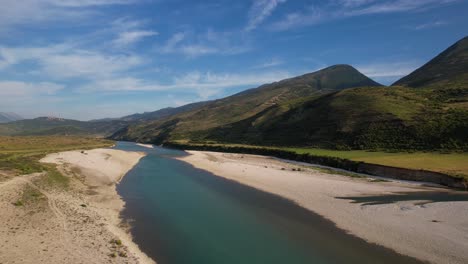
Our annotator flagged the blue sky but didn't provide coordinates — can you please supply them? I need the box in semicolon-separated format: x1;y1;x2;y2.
0;0;467;120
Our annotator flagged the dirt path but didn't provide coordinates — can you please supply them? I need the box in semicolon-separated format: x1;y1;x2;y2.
0;149;153;264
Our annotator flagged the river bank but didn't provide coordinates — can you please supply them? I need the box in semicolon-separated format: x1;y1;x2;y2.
178;150;468;264
0;148;154;264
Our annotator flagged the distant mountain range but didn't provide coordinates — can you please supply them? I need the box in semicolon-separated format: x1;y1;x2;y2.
1;36;467;151
0;117;128;136
111;64;383;144
0;112;23;123
110;36;468;150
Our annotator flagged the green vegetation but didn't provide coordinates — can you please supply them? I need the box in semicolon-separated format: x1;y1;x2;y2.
167;141;468;179
0;37;466;187
309;166;366;178
3;37;467;154
12;200;23;206
394;36;468;88
11;185;45;207
0;136;113;179
0;117;129;137
112;37;468;152
285;147;468;178
202;86;467;151
111;64;383;144
109;239;126;258
110;239;123;246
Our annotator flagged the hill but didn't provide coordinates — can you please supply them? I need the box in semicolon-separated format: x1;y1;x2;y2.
394;36;468;88
0;117;129;136
111;38;468;151
111;65;382;143
121;101;209;122
0;112;23;123
205;86;468;150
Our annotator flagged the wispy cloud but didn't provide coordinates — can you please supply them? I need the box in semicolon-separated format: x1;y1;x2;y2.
412;20;448;30
110;17;158;47
158;30;251;58
0;0;138;31
80;70;292;99
48;0;137;7
159;32;218;57
0;81;63;97
356;61;421;84
246;0;287;31
0;44;144;79
271;0;460;31
252;58;284;69
113;30;158;47
0;81;64;114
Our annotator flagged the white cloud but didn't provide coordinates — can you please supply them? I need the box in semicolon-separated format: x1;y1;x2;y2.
0;81;63;97
246;0;287;31
158;30;251;58
161;32;186;52
179;45;220;57
412;21;448;30
356;61;421;84
0;44;144;79
346;0;459;16
80;71;292;99
271;7;323;31
0;0;138;31
271;0;461;31
338;0;376;8
48;0;136;7
113;30;158;47
109;17;158;47
160;33;219;57
253;58;284;69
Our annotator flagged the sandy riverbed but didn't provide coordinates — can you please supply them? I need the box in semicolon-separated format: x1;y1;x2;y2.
136;143;154;149
179;151;468;264
0;149;155;264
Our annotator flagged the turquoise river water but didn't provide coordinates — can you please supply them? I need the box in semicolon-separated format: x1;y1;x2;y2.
115;142;424;264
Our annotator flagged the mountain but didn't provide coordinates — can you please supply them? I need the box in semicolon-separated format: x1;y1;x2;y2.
121;101;210;122
0;112;23;123
394;36;468;88
0;101;209;136
205;86;468;150
111;65;382;143
0;117;129;136
201;38;468;150
111;38;468;150
5;38;467;151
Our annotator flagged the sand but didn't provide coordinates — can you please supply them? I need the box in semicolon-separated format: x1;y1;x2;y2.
0;149;155;264
136;143;154;149
179;151;468;264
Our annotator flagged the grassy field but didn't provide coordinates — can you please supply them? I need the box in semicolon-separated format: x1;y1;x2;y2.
286;148;468;178
0;136;113;178
170;141;468;178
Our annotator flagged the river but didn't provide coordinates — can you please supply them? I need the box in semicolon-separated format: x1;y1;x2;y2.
115;142;422;264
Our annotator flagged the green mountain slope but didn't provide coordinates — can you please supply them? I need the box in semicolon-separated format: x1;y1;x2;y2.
394;36;468;88
112;37;468;150
203;37;468;150
0;117;129;136
111;65;382;143
205;87;468;150
121;101;210;122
